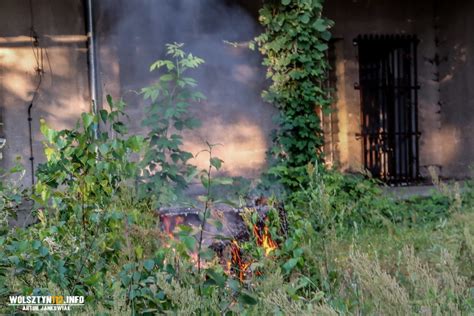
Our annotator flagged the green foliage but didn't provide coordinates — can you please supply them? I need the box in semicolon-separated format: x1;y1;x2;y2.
0;160;26;234
36;96;144;213
255;0;334;189
289;165;387;236
0;43;269;315
140;43;205;205
1;39;473;315
287;164;457;237
278;163;474;314
0;161;27;298
1;98;146;304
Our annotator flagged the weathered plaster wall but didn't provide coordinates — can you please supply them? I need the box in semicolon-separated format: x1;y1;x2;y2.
437;0;474;178
0;0;89;185
2;0;471;185
0;0;273;185
95;0;275;179
325;0;444;178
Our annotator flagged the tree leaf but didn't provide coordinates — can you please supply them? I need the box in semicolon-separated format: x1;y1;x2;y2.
82;113;94;128
238;291;258;305
282;258;298;273
212;177;234;186
299;14;310;24
206;268;226;287
313;19;327;32
143;259;155;272
210;157;224;170
160;74;174;82
99;109;109;124
180;235;196;252
316;43;328;52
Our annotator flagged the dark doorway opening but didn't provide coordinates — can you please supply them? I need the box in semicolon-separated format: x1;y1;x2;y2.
355;35;420;185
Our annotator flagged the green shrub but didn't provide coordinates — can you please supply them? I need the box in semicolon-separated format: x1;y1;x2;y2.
0;159;27;234
139;42;205;206
0;97;146;306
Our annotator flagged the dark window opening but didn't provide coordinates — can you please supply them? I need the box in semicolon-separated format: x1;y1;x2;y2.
355;35;420;185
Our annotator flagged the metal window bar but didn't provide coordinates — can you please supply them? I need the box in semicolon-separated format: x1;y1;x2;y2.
354;34;420;185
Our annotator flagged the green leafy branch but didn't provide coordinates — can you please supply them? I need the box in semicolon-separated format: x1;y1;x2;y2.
140;43;205;205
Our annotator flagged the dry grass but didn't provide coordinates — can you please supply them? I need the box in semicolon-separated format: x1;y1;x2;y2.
349;251;411;315
347;244;472;315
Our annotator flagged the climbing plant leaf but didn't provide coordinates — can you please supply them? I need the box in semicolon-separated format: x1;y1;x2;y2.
255;0;333;190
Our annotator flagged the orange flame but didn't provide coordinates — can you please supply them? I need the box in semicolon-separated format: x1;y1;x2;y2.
161;215;203;267
161;215;184;239
230;240;251;282
161;213;278;282
229;222;278;282
253;224;278;256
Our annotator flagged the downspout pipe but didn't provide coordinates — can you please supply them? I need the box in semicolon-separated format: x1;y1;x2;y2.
84;0;99;138
28;103;35;185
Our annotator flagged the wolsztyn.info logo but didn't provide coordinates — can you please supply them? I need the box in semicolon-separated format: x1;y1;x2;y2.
7;295;84;312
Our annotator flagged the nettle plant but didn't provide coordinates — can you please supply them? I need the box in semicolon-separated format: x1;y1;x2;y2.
254;0;333;189
140;43;205;205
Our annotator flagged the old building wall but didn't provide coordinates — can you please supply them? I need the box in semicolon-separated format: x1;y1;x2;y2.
2;0;471;186
0;0;90;185
437;0;474;178
95;0;275;179
325;0;442;179
0;0;273;186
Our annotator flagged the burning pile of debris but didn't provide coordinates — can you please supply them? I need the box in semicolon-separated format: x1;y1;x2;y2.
159;198;287;281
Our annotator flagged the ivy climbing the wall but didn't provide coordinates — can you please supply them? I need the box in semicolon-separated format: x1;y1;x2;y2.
255;0;334;189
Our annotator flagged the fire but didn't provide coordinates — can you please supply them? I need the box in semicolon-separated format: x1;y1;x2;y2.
161;215;184;238
160;212;279;282
230;240;251;281
160;215;203;267
228;222;278;282
253;224;278;256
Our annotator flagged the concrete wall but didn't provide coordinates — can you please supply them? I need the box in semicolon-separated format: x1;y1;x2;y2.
324;0;467;179
1;0;473;185
437;0;474;178
0;0;273;185
0;0;89;185
95;0;274;179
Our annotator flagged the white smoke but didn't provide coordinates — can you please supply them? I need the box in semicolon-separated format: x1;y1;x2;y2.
95;0;275;178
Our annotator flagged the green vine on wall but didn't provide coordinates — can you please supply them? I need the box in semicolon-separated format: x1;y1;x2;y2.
255;0;333;189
